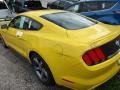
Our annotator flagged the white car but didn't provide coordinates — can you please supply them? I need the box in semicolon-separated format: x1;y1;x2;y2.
0;0;15;20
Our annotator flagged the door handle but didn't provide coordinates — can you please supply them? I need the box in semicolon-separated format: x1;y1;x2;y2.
16;34;25;41
16;31;23;37
16;34;21;37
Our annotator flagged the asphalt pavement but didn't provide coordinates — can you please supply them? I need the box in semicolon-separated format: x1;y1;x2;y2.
0;0;120;90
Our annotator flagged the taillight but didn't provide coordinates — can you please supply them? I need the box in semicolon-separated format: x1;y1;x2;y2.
82;47;106;66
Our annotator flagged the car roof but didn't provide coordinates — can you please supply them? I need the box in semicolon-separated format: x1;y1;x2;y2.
20;10;65;17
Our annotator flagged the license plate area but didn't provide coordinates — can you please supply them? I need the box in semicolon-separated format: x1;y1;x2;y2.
101;36;120;58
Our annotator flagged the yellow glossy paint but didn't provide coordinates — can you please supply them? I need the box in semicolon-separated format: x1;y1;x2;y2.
1;10;120;90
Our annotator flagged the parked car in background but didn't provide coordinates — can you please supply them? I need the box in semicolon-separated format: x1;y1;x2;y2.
1;10;120;90
47;0;80;9
0;0;15;20
8;0;45;13
65;0;120;25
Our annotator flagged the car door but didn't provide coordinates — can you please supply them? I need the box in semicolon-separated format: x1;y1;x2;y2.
3;16;28;57
12;16;28;56
3;16;21;50
14;16;42;57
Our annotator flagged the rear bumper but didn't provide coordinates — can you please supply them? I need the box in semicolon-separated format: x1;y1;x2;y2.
56;53;120;90
61;63;119;90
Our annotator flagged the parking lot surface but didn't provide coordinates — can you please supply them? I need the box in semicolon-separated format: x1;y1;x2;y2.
0;0;120;90
0;41;67;90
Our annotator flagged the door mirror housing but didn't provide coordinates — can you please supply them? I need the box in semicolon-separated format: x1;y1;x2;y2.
1;24;8;29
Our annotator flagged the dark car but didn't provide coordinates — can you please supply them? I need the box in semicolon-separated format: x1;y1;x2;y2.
47;0;80;10
65;0;120;25
8;0;45;13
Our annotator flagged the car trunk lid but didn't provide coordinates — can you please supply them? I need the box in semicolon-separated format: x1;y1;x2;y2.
66;23;120;45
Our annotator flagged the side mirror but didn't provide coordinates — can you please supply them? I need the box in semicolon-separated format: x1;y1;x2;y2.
1;24;8;29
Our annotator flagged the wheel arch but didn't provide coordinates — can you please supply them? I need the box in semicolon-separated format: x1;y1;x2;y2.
29;50;51;66
28;50;56;80
29;51;56;85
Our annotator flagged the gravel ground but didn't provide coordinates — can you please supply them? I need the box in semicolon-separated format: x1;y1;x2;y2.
0;0;120;90
0;41;67;90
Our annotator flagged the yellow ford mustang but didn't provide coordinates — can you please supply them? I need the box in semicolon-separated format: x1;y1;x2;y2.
1;10;120;90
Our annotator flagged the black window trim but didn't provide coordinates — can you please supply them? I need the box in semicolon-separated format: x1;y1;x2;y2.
8;16;21;29
9;15;43;31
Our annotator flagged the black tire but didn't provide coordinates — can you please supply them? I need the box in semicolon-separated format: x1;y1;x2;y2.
30;53;55;86
1;36;8;48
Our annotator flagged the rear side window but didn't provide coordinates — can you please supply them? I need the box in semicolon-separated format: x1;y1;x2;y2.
29;21;41;30
42;12;96;30
0;1;7;9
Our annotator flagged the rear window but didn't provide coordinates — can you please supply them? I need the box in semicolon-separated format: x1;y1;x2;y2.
41;12;97;30
0;2;7;9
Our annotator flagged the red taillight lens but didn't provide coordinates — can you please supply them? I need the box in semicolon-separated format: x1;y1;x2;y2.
94;48;106;60
82;47;106;66
82;54;93;65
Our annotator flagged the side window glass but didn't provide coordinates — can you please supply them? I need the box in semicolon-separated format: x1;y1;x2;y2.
9;16;21;29
28;20;42;30
19;16;30;30
18;16;42;31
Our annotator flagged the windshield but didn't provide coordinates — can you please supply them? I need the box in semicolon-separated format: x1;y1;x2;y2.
41;12;97;30
0;2;7;9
